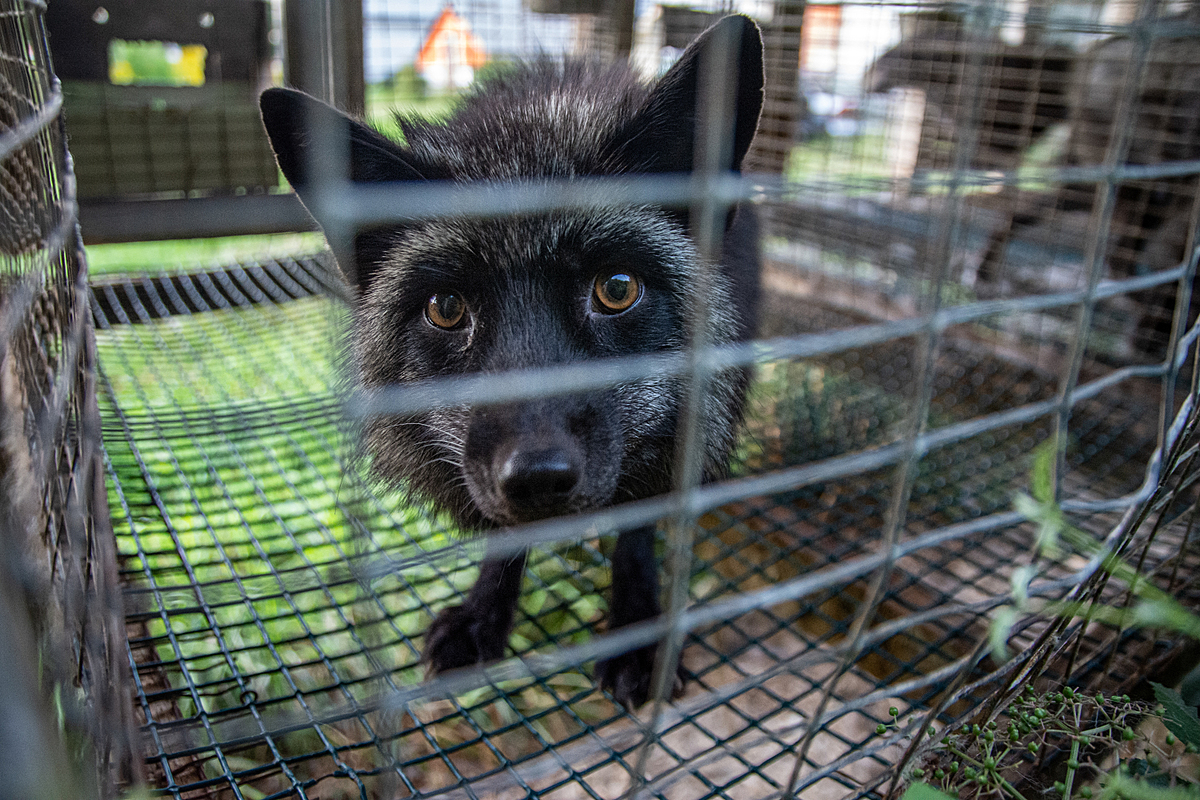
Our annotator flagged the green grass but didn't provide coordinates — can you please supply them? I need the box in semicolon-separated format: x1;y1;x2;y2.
95;296;343;411
787;132;893;186
85;232;328;278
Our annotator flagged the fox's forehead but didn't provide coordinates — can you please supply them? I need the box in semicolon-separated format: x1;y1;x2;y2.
376;209;694;290
403;61;648;179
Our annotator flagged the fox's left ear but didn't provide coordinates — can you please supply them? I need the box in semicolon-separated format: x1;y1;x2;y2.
611;14;764;174
259;87;447;293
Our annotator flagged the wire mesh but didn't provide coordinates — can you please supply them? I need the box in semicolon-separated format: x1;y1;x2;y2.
4;0;1200;798
0;0;134;796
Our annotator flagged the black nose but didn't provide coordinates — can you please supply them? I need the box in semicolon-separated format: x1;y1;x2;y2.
498;448;581;510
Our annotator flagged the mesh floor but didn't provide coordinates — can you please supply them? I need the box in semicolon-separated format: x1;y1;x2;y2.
94;250;1190;800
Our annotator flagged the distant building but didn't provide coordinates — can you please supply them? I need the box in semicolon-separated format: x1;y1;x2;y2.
415;5;487;90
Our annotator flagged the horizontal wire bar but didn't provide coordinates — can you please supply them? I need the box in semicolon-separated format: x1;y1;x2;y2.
294;158;1200;232
346;262;1190;420
312;171;760;228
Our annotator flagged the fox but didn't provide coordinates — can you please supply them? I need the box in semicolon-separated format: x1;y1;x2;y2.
259;14;764;708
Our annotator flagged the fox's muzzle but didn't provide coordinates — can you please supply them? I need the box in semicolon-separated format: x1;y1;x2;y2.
462;394;620;523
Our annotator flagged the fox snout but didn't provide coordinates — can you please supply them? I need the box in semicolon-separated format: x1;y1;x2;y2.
462;397;620;524
497;447;581;509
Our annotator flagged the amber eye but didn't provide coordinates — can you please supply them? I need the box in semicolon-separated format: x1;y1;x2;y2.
592;272;641;314
425;292;467;329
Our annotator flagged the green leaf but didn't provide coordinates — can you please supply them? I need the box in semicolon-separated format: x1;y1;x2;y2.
990;606;1018;663
1151;683;1200;749
1011;565;1036;609
1014;492;1064;556
902;783;959;800
1031;439;1057;503
1132;599;1200;640
1106;770;1200;800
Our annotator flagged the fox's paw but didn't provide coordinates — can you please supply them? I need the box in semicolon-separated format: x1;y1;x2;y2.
422;604;507;674
595;645;685;710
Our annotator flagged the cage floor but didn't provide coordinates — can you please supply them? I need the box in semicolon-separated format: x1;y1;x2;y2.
95;254;1176;800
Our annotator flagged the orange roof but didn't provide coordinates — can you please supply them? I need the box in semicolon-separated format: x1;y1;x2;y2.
416;6;488;73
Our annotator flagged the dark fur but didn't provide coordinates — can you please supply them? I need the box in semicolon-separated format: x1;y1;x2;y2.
260;15;764;707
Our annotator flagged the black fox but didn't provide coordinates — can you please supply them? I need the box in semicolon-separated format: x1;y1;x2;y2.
259;15;763;707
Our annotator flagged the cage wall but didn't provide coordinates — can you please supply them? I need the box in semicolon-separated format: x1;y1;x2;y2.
0;0;135;796
14;0;1200;798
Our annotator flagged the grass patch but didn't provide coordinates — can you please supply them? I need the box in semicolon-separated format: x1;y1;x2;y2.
86;232;328;277
787;132;893;186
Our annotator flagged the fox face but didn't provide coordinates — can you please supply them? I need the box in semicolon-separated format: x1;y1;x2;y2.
261;14;763;707
354;208;745;527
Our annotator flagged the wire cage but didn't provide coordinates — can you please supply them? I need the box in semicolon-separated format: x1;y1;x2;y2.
3;0;1200;798
0;0;134;796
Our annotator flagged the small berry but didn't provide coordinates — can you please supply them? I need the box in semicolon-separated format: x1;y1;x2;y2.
987;720;998;730
890;707;899;717
1081;788;1093;799
913;768;925;779
1095;693;1105;704
1165;733;1176;746
928;726;937;736
1185;742;1197;754
1036;708;1049;719
983;757;996;770
963;767;976;779
1028;742;1039;754
949;762;960;773
876;724;887;735
1067;759;1080;770
1148;755;1161;769
935;769;945;780
1079;735;1092;747
1123;727;1136;741
1054;781;1066;794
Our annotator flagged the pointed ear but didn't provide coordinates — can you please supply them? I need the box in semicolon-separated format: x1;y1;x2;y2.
259;87;442;292
611;14;763;175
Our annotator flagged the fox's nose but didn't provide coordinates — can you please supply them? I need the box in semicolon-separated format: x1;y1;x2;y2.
498;448;581;510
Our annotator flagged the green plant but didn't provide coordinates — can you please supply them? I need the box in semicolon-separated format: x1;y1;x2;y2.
899;433;1200;800
897;685;1200;800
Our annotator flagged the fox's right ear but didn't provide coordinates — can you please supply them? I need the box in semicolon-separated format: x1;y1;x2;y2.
610;15;763;176
259;87;441;292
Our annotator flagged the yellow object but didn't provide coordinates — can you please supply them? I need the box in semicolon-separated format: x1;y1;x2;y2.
108;40;207;87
